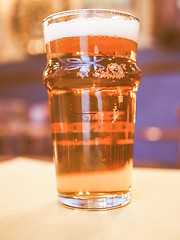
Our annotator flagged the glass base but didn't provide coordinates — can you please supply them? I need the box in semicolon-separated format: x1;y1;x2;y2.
58;192;131;210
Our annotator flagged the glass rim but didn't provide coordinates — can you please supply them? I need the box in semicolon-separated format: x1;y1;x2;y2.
43;9;139;25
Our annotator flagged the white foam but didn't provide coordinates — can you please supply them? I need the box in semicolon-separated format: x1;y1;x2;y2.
44;17;139;44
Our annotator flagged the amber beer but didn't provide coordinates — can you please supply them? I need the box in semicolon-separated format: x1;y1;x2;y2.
43;10;141;209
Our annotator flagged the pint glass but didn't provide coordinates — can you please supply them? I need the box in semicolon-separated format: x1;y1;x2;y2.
43;9;141;210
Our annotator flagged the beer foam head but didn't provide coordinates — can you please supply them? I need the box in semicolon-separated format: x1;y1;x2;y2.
44;17;139;44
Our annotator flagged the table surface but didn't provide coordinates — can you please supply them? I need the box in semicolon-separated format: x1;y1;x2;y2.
0;157;180;240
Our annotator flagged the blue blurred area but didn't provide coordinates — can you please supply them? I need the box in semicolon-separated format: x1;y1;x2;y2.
0;83;48;104
134;71;180;166
136;72;180;128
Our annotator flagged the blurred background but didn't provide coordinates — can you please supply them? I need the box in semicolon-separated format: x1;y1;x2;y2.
0;0;180;168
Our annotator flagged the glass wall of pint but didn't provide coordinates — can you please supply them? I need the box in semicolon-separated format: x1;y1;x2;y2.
43;9;141;210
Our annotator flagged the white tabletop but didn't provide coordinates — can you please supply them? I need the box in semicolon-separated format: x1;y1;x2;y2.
0;157;180;240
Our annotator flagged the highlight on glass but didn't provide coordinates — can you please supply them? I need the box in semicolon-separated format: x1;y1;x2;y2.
43;9;141;210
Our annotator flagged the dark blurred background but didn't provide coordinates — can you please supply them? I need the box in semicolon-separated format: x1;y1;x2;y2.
0;0;180;168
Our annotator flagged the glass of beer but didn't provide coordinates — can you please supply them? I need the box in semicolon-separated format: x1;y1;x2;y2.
43;9;141;210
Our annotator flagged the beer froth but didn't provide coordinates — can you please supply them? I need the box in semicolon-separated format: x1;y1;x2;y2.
44;17;139;44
